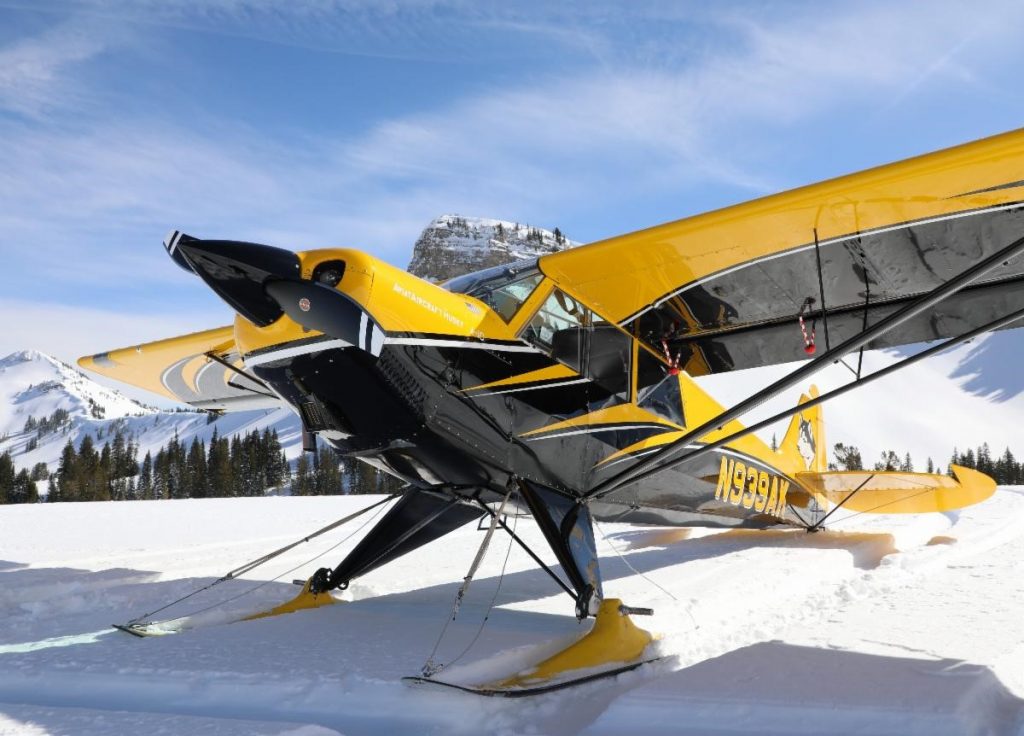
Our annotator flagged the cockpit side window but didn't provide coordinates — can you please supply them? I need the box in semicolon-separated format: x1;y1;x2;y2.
522;289;588;371
520;291;632;403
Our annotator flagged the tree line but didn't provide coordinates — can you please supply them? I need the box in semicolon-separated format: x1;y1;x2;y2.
1;425;403;504
830;441;1024;484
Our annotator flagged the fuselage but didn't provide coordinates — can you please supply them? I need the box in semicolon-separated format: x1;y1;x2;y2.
230;247;824;530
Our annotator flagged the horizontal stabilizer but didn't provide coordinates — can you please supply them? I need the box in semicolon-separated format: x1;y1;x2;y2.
797;464;995;514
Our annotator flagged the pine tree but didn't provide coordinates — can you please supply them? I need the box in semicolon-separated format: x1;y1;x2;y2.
874;450;900;471
56;438;78;502
265;430;286;489
0;451;14;504
207;429;232;497
76;434;100;501
229;435;245;497
96;442;112;501
137;452;154;500
977;443;992;476
186;437;208;498
1000;447;1018;484
833;443;863;471
12;469;37;503
293;453;313;496
153;447;169;500
315;444;343;495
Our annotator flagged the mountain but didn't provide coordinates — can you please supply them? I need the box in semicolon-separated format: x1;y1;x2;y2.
0;350;302;486
407;215;579;281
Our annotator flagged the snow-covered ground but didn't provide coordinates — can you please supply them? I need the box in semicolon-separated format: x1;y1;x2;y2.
2;491;1023;734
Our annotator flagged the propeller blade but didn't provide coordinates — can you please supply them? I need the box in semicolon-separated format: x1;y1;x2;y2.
176;240;301;326
265;280;384;356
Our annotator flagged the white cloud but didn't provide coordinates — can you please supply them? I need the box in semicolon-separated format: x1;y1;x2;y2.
0;18;112;116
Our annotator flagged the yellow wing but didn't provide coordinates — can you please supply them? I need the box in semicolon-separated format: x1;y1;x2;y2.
796;465;995;514
539;128;1024;374
79;326;281;412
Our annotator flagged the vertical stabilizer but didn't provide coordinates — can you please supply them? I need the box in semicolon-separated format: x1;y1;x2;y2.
779;386;826;473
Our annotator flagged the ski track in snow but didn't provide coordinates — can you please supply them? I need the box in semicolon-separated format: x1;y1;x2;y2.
1;493;1024;735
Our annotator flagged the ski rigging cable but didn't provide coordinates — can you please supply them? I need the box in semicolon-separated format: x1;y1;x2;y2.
421;487;513;677
424;508;520;678
124;493;400;628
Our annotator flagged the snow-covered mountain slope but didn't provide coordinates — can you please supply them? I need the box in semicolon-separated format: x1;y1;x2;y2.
0;350;302;478
0;350;152;438
407;214;579;281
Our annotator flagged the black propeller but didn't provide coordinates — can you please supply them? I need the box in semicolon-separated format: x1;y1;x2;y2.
175;239;301;327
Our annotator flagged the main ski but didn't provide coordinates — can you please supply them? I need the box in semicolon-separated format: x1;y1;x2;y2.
402;657;663;698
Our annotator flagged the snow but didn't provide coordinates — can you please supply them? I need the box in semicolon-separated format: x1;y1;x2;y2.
2;491;1024;734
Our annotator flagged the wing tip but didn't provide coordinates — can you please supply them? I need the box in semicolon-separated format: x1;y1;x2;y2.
950;463;997;499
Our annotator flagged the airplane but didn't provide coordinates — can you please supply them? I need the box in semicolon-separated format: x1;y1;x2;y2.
81;127;1024;695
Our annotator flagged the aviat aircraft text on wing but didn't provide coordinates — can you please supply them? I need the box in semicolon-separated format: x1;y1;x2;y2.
81;128;1024;695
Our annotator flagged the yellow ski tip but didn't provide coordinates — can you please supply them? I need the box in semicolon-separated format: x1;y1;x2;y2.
489;598;655;691
242;578;339;622
797;464;996;514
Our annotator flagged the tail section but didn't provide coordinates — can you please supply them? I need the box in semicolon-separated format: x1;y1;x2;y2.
778;386;826;473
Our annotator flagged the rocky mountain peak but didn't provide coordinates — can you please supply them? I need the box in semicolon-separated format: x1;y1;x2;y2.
407;215;580;282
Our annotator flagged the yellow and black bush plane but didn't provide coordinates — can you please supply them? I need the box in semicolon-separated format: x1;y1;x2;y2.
83;128;1024;695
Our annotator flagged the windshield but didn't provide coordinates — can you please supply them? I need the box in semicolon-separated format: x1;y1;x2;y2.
443;259;543;322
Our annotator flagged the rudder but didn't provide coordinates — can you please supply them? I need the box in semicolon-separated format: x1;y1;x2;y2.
779;386;826;473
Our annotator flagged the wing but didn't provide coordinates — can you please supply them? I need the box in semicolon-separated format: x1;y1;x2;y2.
796;465;995;514
78;326;281;412
540;128;1024;375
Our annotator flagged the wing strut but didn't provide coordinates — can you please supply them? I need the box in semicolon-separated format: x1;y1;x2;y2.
203;350;274;396
586;231;1024;501
806;473;875;532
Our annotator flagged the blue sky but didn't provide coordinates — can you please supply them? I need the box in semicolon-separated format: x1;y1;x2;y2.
3;0;1024;364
